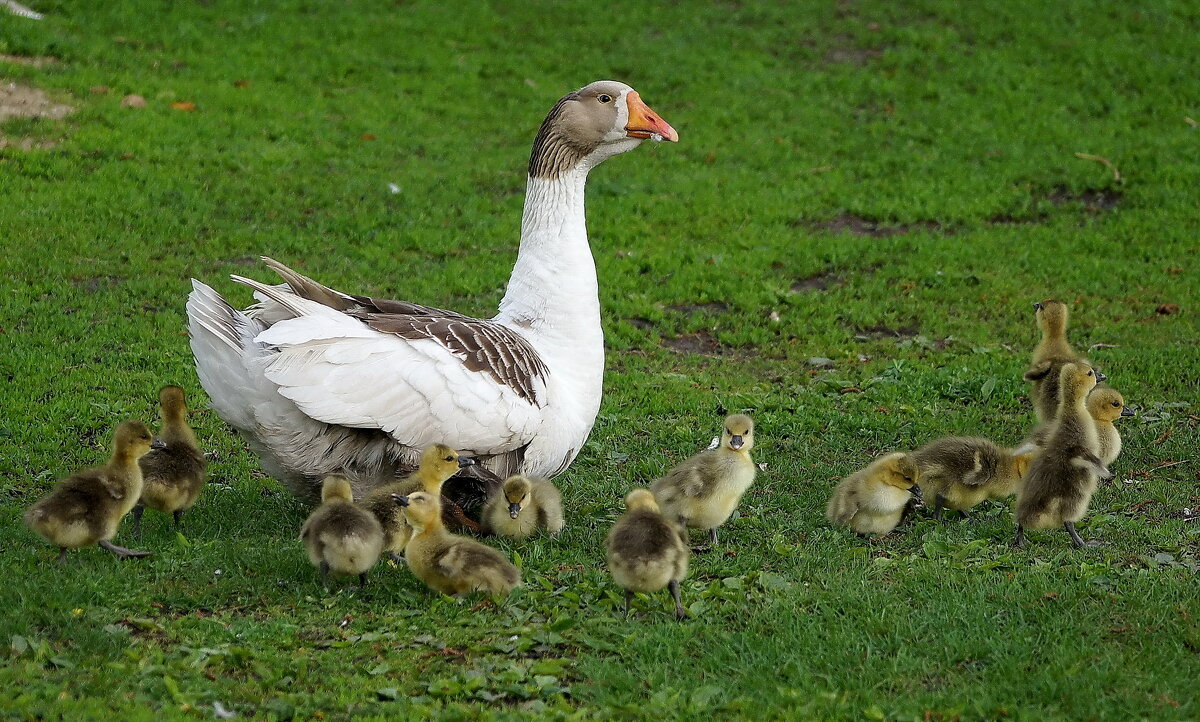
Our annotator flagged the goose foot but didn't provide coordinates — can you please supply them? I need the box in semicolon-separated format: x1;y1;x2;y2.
99;540;151;559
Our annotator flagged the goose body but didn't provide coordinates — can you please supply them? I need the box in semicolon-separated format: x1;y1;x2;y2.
187;81;677;499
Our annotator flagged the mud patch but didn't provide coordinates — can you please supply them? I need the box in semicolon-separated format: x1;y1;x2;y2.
797;213;943;238
625;317;654;330
791;271;842;293
666;302;729;316
71;275;122;293
0;55;57;68
1044;186;1121;212
662;331;725;356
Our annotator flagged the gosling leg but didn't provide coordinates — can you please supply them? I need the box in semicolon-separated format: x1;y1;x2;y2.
57;547;68;564
624;590;633;619
131;504;145;538
172;509;185;530
668;580;685;621
1013;525;1028;548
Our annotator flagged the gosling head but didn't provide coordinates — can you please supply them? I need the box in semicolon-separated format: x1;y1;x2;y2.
392;491;440;531
721;414;755;453
502;475;533;519
157;385;189;421
530;81;678;178
624;488;661;514
1059;362;1100;405
418;443;476;482
113;420;163;459
880;452;921;498
1088;386;1133;422
1034;299;1069;337
319;475;354;504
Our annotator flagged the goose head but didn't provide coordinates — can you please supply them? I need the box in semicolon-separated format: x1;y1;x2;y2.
114;420;163;459
624;487;660;514
529;81;678;178
502;475;532;518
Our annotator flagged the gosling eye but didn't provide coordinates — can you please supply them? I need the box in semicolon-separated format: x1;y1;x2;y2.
1111;401;1121;407
1086;370;1094;377
598;93;613;104
444;456;454;462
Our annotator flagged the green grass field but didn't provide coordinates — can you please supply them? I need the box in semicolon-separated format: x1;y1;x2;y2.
2;1;1198;719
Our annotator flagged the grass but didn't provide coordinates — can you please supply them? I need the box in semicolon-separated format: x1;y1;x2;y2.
1;0;1197;719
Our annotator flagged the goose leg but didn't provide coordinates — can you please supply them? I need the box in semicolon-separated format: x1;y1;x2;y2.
358;571;369;587
386;551;406;565
624;590;633;619
319;561;330;587
668;580;685;620
172;509;185;530
99;540;152;559
708;528;718;546
57;547;68;564
933;495;946;521
1013;525;1028;548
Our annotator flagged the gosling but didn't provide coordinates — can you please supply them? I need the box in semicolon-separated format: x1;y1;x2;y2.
1015;362;1110;548
481;475;565;540
650;414;756;547
300;475;384;586
1024;300;1101;423
363;444;475;559
397;491;520;597
606;488;690;620
826;452;922;537
24;421;162;562
912;437;1034;520
133;385;207;535
1024;386;1132;468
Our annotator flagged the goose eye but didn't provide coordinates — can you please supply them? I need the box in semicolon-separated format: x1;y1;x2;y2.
444;456;454;462
1087;370;1093;376
1112;401;1120;407
598;94;613;104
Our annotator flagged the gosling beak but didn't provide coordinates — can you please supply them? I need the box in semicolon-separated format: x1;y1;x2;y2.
624;91;678;142
729;435;744;450
1120;406;1136;417
457;456;477;468
910;484;923;499
1095;370;1107;382
150;438;167;450
391;494;410;507
508;502;521;519
1033;301;1044;311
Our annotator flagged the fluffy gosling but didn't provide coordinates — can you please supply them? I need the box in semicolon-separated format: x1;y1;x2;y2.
1024;300;1102;423
912;437;1034;520
397;491;520;597
826;452;922;537
133;385;207;535
481;475;564;540
650;414;756;547
1025;385;1132;468
364;444;475;558
300;475;384;586
24;421;163;562
1015;362;1110;548
605;489;690;620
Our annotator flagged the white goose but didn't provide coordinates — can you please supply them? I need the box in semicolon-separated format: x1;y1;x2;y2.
187;81;677;501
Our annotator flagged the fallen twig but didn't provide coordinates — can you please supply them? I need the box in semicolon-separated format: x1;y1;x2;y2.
1075;152;1121;183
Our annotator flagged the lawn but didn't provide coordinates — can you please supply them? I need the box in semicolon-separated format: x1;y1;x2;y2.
1;0;1197;719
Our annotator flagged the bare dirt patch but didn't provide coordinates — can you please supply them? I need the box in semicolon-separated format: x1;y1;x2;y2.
662;331;725;356
853;322;920;340
791;271;842;293
0;81;73;149
1044;186;1122;212
0;55;57;68
796;213;943;238
624;317;654;330
666;302;729;316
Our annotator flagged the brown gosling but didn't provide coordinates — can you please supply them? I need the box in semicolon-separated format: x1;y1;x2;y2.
650;414;756;547
1023;300;1103;423
1015;362;1110;548
605;489;690;620
481;475;565;540
1025;386;1132;468
363;444;475;559
133;385;207;535
825;452;922;537
24;421;163;562
396;491;520;597
300;475;384;586
912;438;1035;520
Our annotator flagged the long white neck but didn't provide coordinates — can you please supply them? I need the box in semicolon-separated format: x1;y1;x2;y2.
496;168;600;350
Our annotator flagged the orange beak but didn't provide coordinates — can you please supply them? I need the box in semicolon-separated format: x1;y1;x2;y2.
624;91;679;142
